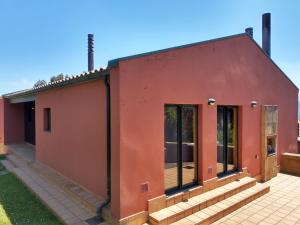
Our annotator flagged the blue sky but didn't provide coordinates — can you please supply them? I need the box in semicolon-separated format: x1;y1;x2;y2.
0;0;299;94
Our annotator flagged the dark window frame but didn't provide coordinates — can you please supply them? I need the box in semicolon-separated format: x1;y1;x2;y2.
217;105;239;178
44;108;51;132
164;104;199;195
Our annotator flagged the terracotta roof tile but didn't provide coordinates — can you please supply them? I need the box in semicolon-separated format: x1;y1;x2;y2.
3;68;109;99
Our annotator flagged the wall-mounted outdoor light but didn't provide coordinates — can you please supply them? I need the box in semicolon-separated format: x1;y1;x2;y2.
251;101;257;108
208;98;216;106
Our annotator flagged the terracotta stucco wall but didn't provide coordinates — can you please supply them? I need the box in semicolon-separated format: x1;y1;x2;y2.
3;99;25;144
36;79;107;197
110;35;298;219
0;98;4;143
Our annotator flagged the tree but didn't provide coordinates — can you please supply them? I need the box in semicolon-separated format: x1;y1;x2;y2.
33;80;47;88
50;73;65;82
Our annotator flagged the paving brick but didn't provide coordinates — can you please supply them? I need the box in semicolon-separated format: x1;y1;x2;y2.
210;173;300;225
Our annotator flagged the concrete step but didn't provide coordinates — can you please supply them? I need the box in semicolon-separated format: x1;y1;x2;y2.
149;177;257;225
1;159;17;172
148;169;250;215
31;162;102;214
6;152;101;214
170;183;270;225
6;154;28;168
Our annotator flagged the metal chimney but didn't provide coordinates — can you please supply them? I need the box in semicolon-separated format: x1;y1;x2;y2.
245;27;253;38
262;13;271;57
88;34;94;71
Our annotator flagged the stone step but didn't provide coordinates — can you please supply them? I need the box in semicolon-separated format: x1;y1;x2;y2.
6;146;34;165
148;169;250;215
149;177;256;225
6;154;28;168
170;183;270;225
1;159;17;172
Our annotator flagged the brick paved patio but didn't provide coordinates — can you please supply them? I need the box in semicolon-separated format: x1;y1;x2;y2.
212;173;300;225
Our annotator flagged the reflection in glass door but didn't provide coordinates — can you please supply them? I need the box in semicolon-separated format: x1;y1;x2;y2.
164;106;178;190
217;106;238;176
164;105;198;193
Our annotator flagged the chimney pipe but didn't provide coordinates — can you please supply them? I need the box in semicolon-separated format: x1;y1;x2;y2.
262;13;271;57
88;34;94;71
245;27;253;38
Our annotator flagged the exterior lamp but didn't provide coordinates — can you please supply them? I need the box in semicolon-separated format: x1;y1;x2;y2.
208;98;216;106
251;101;257;108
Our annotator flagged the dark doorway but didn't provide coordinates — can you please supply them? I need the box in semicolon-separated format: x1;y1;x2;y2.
164;105;198;194
24;101;36;145
217;106;238;176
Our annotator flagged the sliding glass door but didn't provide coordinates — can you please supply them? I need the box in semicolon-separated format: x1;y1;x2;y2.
164;105;198;193
217;106;238;176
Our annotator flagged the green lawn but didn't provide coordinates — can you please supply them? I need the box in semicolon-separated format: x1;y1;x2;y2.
0;159;63;225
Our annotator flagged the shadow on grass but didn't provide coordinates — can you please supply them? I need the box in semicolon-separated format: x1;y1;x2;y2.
0;156;6;172
0;170;63;225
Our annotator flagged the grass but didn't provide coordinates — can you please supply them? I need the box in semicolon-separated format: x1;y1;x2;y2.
0;161;63;225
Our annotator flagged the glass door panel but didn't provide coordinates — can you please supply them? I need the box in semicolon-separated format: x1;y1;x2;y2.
164;106;179;190
164;105;198;193
182;107;197;186
227;107;238;172
217;107;225;174
217;106;238;176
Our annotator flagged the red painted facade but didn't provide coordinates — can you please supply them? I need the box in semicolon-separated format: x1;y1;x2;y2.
0;34;298;221
109;35;298;218
36;80;107;198
3;100;24;144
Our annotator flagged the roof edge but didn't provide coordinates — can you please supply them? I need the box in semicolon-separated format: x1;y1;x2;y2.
108;32;298;91
246;36;299;90
3;68;110;99
107;33;247;68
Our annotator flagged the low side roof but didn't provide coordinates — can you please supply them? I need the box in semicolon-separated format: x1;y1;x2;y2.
108;33;298;90
3;68;109;100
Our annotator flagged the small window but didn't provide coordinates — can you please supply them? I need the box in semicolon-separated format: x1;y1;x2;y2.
263;106;278;157
267;136;276;156
44;108;51;132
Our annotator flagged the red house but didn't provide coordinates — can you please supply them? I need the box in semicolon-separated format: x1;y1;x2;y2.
0;13;298;224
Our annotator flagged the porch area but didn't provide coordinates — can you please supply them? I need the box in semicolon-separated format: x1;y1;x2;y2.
5;142;36;162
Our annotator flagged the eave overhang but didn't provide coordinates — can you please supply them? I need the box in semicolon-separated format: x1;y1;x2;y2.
3;68;110;103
